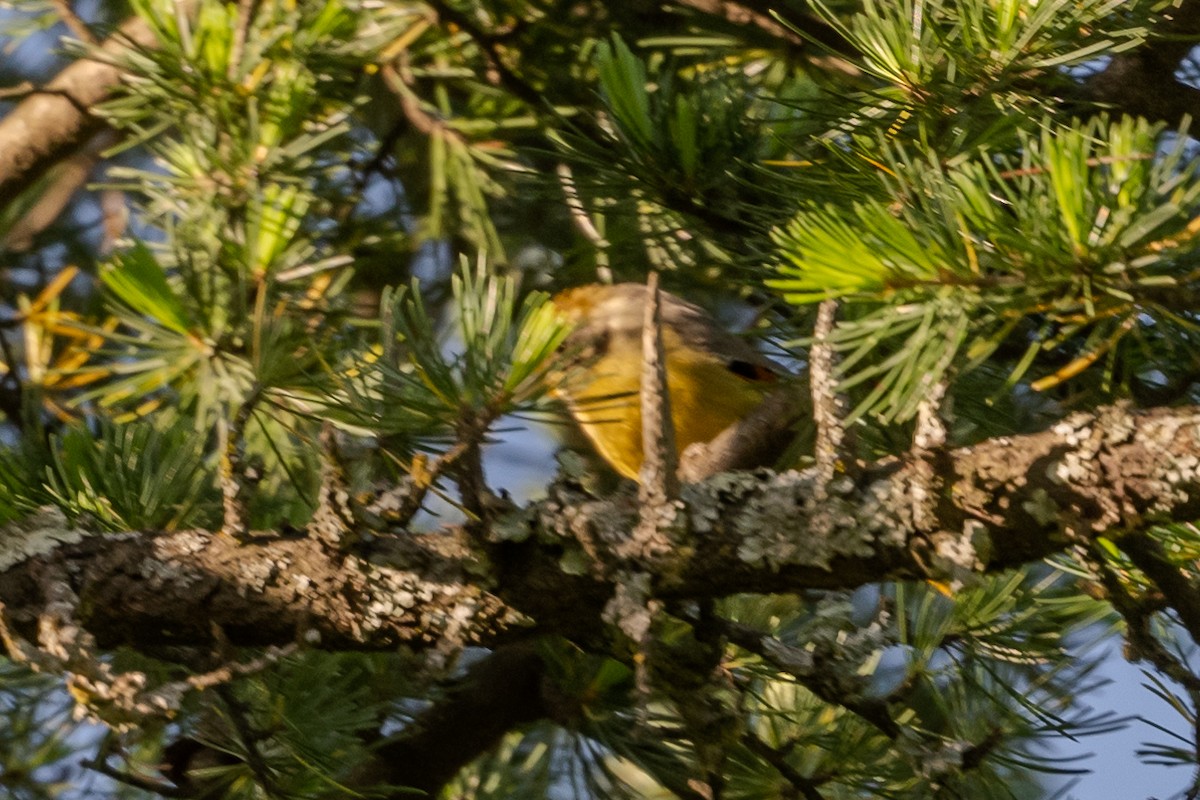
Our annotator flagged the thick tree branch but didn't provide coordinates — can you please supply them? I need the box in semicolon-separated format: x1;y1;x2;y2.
350;642;549;796
1084;0;1200;127
0;15;159;209
1122;532;1200;647
1;404;1198;659
0;511;526;651
1;403;1198;798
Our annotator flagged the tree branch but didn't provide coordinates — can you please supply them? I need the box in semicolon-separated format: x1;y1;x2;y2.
0;15;160;209
50;0;98;45
349;641;549;796
0;404;1197;659
1083;0;1200;127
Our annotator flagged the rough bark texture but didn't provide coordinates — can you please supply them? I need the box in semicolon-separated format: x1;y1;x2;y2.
3;404;1199;656
5;403;1198;796
0;519;523;652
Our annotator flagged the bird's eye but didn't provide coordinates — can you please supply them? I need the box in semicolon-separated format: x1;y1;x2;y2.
727;359;777;383
555;327;608;366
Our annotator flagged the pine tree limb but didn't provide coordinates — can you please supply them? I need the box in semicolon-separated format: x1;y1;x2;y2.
0;404;1198;657
0;15;161;208
348;642;549;796
1084;0;1200;127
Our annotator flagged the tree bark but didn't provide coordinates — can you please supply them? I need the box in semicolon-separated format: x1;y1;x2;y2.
0;15;160;208
3;403;1198;657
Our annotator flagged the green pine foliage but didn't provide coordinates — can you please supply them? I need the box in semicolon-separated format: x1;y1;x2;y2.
2;0;1200;798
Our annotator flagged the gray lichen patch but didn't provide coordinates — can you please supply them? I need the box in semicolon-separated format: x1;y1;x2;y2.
355;557;526;650
140;531;213;589
710;470;898;572
0;507;87;572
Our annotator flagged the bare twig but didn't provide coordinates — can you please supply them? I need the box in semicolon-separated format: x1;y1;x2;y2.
556;162;612;283
638;272;680;506
810;298;846;490
706;613;899;737
6;559;296;731
1122;532;1200;651
742;733;829;800
678;385;807;481
910;379;948;535
3;129;118;253
0;81;38;100
227;0;257;81
379;58;466;143
50;0;97;44
623;273;686;566
219;386;264;539
555;163;607;247
82;756;187;798
309;423;357;550
453;409;493;533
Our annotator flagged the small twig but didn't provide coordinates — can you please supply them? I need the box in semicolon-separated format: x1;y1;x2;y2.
191;644;299;692
809;299;850;536
380;448;458;528
555;163;611;282
555;163;606;247
50;0;97;44
703;612;899;737
678;383;808;482
308;424;357;550
82;756;187;798
10;561;299;729
810;298;846;480
219;385;264;539
3;128;117;253
227;0;256;81
638;272;679;504
623;273;686;566
453;408;498;535
379;58;467;144
0;81;38;100
741;733;829;800
1122;532;1200;650
1090;543;1200;693
910;379;948;535
98;188;129;254
0;83;92;114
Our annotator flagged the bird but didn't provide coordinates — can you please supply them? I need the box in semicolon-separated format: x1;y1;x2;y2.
551;282;785;481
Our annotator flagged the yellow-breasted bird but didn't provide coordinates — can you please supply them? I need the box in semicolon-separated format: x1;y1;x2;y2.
551;283;784;481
